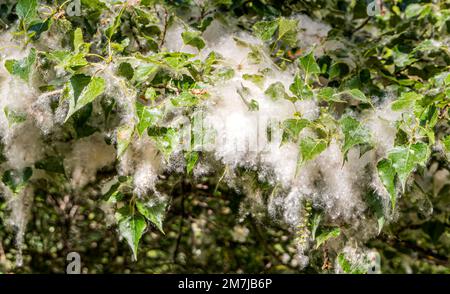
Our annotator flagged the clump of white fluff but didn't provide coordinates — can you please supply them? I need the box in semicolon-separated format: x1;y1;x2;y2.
363;95;402;157
309;143;368;221
202;31;300;171
29;90;63;135
0;35;46;170
1;187;34;267
64;133;116;188
133;161;159;197
295;14;331;49
119;134;162;197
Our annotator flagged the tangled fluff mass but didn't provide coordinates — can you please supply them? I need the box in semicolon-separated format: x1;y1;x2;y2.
0;8;412;270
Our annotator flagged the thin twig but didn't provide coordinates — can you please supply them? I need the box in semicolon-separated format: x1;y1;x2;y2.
159;8;169;49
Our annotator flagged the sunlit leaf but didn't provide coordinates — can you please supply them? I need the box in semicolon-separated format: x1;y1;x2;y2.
315;228;340;249
299;137;327;163
4;48;36;81
117;212;147;260
387;142;430;191
64;75;106;122
181;31;206;50
377;158;397;210
136;200;167;234
340;115;372;160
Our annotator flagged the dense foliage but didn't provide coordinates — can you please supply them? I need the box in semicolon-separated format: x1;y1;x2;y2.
0;0;449;273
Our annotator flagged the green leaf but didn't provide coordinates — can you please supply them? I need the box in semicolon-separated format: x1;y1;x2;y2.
118;214;147;260
73;28;84;52
72;103;98;139
16;0;38;26
3;106;27;126
338;89;372;105
277;18;298;46
162;52;195;71
281;118;310;143
243;74;264;88
310;212;321;240
102;176;131;203
148;127;178;158
338;253;367;274
338;253;351;273
102;182;123;203
185;151;199;175
365;191;386;234
117;62;134;80
2;167;33;194
405;4;425;18
387;142;430;191
299;52;320;76
73;27;91;54
64;75;106;122
317;87;340;102
289;74;313;99
34;156;65;174
299;137;327;163
181;31;206;50
248;99;259;111
171;91;199;107
265;82;288;101
216;67;235;80
252;20;278;41
236;84;256;111
133;64;158;83
105;7;124;40
328;63;343;80
135;102;161;136
391;91;422;111
28;18;52;40
136;200;167;234
377;158;397;210
340;116;372;160
248;46;262;64
48;50;88;71
315;228;340;249
4;48;36;81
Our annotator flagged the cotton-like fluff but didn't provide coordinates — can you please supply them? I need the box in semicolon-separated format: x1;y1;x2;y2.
260;141;299;187
28;90;63;135
295;14;331;49
133;162;158;196
363;96;401;158
201;32;299;169
0;34;43;168
64;133;116;189
2;187;34;267
119;135;162;197
0;32;37;139
309;143;368;221
3;122;45;169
